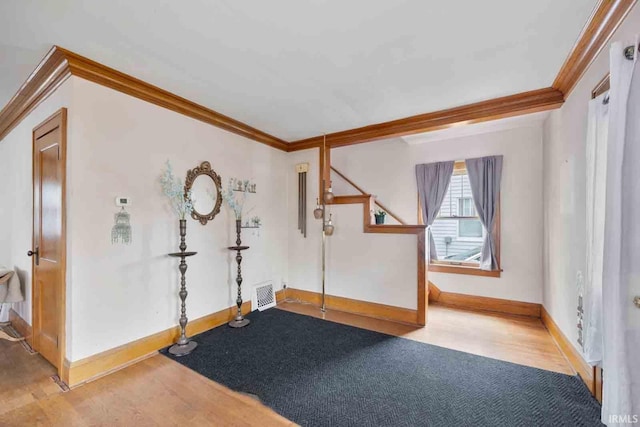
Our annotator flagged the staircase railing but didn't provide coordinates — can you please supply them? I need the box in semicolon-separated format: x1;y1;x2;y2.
330;166;408;225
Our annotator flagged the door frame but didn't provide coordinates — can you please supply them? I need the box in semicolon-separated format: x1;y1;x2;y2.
31;108;67;377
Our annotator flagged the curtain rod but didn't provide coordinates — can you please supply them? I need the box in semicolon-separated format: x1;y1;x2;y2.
602;44;639;105
624;44;638;60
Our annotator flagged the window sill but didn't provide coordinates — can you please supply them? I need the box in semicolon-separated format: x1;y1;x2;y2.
428;263;501;278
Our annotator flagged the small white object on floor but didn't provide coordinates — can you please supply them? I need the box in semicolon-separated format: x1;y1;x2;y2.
0;268;25;342
0;267;24;304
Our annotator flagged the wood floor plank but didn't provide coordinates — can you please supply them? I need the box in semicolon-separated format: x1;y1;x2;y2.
277;301;574;375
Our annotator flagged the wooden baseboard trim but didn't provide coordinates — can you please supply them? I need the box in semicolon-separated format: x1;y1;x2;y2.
427;281;441;302
9;308;32;346
428;282;541;318
326;193;428;325
285;287;419;325
541;306;595;394
63;289;284;388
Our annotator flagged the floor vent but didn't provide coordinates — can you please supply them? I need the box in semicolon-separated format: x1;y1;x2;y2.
51;375;70;392
252;282;276;312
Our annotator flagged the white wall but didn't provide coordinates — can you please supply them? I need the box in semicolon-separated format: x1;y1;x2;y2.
9;3;639;360
287;149;322;294
65;78;289;361
0;76;289;361
543;3;640;352
0;79;73;326
287;148;418;309
327;204;417;309
331;125;544;303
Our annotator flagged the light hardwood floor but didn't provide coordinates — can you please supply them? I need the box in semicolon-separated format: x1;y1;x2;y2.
0;302;573;426
0;328;59;417
279;301;573;375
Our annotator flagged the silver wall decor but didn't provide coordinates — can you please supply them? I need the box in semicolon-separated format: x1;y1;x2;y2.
111;207;132;244
296;163;309;237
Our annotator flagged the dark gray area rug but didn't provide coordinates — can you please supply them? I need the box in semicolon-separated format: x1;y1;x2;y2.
161;308;602;426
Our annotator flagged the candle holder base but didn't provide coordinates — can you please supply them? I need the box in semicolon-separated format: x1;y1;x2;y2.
228;318;250;328
168;340;197;357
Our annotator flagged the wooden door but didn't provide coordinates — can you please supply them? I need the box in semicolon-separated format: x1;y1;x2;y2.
31;109;67;371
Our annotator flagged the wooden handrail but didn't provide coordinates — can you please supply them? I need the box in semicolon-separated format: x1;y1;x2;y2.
330;166;407;225
329;195;425;234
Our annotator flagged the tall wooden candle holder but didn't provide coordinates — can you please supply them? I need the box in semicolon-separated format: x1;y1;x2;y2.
168;219;198;356
228;219;250;328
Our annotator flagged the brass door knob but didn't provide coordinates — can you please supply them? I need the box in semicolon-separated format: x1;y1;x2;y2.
634;296;640;308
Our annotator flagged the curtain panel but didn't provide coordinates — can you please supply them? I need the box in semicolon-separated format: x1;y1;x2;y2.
601;38;640;424
416;161;454;261
465;156;503;271
584;92;608;366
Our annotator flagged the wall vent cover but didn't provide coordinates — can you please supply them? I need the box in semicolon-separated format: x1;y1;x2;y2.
252;282;276;311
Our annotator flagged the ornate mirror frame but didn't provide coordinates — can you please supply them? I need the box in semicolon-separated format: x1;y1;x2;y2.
184;161;223;225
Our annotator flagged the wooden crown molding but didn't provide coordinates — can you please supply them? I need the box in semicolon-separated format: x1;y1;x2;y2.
287;87;564;151
553;0;637;97
2;2;633;151
0;46;289;151
0;47;71;142
288;1;636;150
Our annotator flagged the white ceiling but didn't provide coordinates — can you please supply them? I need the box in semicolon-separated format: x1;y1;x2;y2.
0;0;597;141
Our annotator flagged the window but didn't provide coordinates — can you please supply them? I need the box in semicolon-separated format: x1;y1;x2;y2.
458;197;475;217
457;197;483;238
423;160;500;277
459;219;483;238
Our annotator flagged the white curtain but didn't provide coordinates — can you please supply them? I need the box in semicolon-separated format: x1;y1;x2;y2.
584;92;608;366
602;38;640;424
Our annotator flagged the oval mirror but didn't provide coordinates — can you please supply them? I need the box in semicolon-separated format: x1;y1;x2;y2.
184;161;222;225
191;175;216;215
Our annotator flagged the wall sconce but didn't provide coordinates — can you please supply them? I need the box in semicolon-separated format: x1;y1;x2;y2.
323;181;335;203
324;213;335;236
314;198;323;219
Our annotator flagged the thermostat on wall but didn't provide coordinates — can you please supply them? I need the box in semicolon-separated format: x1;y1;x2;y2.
115;197;132;207
295;163;309;173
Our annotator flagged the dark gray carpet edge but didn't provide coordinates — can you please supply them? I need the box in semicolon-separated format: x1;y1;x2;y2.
161;308;603;427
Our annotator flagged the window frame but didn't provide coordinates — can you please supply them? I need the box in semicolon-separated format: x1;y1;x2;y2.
418;160;501;278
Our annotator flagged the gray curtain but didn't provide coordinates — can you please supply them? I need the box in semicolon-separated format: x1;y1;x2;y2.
465;155;503;271
416;161;455;261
